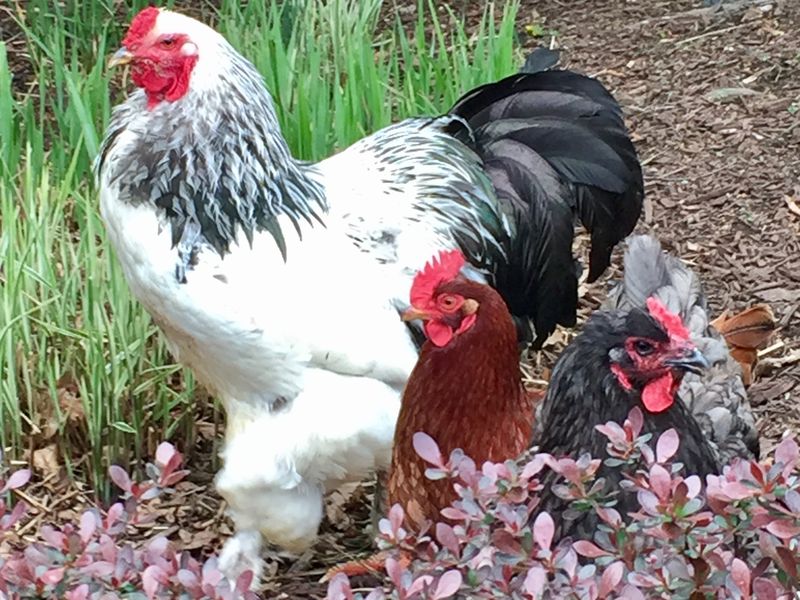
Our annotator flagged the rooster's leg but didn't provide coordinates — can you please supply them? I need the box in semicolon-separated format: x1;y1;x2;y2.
218;530;264;589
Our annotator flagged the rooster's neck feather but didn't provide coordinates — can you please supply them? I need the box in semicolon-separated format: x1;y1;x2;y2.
96;45;326;259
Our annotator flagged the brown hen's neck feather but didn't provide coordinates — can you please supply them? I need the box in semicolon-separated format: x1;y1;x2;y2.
389;281;534;522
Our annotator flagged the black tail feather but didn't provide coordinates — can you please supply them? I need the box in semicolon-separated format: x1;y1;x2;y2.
449;54;643;345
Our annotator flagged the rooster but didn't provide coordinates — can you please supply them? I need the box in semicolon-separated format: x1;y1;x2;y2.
96;7;642;579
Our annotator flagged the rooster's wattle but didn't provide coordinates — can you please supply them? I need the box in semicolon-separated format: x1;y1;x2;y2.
96;7;643;579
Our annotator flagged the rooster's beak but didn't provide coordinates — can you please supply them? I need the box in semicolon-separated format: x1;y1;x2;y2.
108;47;134;69
664;347;710;375
401;307;431;322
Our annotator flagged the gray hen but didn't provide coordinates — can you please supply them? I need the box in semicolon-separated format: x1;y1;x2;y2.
605;235;760;463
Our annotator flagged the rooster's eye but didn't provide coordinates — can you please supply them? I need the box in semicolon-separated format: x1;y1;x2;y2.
160;37;176;48
634;340;655;356
437;294;461;312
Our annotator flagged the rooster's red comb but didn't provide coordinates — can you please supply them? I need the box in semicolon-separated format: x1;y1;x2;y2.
123;6;160;48
410;249;466;307
646;297;690;342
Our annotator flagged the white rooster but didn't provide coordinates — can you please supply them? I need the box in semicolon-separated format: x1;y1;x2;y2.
96;7;643;580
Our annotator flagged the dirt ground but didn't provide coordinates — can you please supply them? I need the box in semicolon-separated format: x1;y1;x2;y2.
5;0;799;598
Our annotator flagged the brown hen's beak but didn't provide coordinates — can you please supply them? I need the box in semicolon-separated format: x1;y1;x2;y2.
401;307;431;322
108;47;133;69
664;347;710;375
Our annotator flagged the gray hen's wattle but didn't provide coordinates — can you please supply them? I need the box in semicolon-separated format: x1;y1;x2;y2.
605;235;759;463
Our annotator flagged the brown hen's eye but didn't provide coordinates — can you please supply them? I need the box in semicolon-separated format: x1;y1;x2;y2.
634;340;655;356
437;294;460;311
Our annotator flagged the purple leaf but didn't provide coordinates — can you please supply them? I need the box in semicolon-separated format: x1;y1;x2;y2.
532;512;554;550
599;561;625;597
436;523;460;555
730;558;751;599
388;503;404;535
1;469;31;493
39;567;65;585
385;557;403;589
619;585;647;600
65;584;90;600
774;436;798;469
765;519;800;539
78;511;97;544
656;429;680;463
142;565;166;599
626;407;644;438
523;566;547;597
752;578;779;600
432;570;462;599
573;540;611;558
649;464;671;500
108;465;132;493
413;432;444;467
407;574;435;596
155;441;176;467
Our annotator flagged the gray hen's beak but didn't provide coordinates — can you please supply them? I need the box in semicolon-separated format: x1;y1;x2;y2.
664;347;710;375
108;47;134;69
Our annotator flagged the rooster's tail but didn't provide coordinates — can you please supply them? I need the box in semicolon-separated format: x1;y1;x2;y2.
448;51;644;346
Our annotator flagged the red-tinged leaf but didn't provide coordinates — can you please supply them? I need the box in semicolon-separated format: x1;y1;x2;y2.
407;574;434;596
385;557;403;589
523;566;547;597
532;512;554;550
596;507;622;527
440;507;468;521
626;407;644;438
520;455;547;479
557;547;578;578
235;569;254;593
774;436;798;469
784;489;800;513
162;469;189;487
554;458;581;484
39;567;65;585
326;573;355;600
730;558;751;599
389;504;404;535
596;422;626;443
65;584;90;600
108;465;132;493
177;569;200;590
1;469;31;493
3;499;26;529
649;464;671;500
775;547;798;579
40;525;66;549
365;590;385;600
432;570;462;599
599;561;625;597
573;540;611;558
80;561;115;577
436;523;459;555
684;475;701;499
752;578;779;600
142;565;166;599
155;441;176;467
765;519;800;539
619;585;647;600
656;429;680;463
413;432;444;467
79;511;97;544
721;481;754;501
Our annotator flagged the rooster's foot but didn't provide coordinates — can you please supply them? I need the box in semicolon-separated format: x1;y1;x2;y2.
219;530;263;590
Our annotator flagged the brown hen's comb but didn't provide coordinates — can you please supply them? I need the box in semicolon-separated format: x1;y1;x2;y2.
409;249;465;308
711;304;777;386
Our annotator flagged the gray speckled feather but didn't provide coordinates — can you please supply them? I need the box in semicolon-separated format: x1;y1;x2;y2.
605;235;759;462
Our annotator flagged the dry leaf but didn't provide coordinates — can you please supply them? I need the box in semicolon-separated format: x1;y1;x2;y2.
786;195;800;218
712;304;776;349
32;444;60;478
